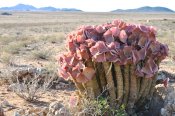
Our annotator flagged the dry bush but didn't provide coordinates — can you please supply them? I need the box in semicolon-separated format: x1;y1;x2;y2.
10;71;56;102
13;78;42;101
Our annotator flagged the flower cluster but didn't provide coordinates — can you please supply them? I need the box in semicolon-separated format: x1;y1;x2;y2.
58;19;168;83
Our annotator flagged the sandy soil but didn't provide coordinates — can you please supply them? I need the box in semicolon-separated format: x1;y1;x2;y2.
0;83;76;116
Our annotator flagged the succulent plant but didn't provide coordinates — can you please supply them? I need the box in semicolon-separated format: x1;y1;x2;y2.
57;19;168;114
58;19;168;82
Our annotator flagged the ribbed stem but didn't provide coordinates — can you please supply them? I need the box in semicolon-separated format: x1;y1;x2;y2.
137;80;152;109
95;62;107;96
148;62;159;99
123;65;130;106
103;62;116;107
83;60;101;98
142;79;152;99
137;77;149;103
148;73;157;99
136;77;141;100
71;77;85;96
114;64;124;106
128;65;137;109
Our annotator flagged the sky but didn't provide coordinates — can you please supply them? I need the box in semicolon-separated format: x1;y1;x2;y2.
0;0;174;12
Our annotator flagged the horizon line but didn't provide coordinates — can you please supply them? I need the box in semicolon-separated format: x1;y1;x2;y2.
0;3;174;12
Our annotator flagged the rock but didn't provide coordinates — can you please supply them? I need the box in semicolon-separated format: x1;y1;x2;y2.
7;83;25;93
17;109;25;115
169;92;175;100
159;82;175;116
165;103;173;111
0;106;4;116
49;101;63;113
24;109;30;115
1;100;11;107
55;82;69;89
14;111;21;116
41;107;49;115
172;112;175;116
78;111;86;116
57;107;68;116
11;66;51;82
172;104;175;111
157;72;166;80
46;112;53;116
54;110;60;116
7;83;16;91
15;107;49;116
161;108;167;116
10;65;61;89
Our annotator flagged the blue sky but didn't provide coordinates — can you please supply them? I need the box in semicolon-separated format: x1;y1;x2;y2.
0;0;174;12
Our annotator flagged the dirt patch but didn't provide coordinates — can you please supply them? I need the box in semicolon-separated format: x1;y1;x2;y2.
0;83;75;116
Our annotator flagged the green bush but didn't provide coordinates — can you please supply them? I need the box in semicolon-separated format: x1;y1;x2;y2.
1;12;12;15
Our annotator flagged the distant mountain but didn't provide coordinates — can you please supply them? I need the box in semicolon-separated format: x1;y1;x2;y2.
0;4;82;12
0;4;37;11
38;7;58;11
61;8;82;12
112;6;174;13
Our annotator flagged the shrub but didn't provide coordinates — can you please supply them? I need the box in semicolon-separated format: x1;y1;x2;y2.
11;70;55;102
1;12;12;15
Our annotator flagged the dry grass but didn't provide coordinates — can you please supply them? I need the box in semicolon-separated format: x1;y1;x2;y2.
40;33;65;43
0;12;174;70
30;49;53;60
0;52;12;64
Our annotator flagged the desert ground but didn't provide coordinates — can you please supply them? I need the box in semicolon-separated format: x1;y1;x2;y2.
0;12;175;116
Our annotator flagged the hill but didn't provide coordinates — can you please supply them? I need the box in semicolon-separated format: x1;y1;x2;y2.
112;6;174;13
0;4;82;12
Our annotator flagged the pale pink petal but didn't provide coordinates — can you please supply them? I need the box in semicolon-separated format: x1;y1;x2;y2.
103;30;114;43
119;30;128;43
110;27;120;37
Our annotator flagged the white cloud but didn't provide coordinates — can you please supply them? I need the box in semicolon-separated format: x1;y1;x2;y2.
0;0;174;12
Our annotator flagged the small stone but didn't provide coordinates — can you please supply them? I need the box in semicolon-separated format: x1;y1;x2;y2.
57;107;68;116
14;111;21;116
18;109;25;115
7;83;16;91
49;101;63;113
161;108;167;116
56;82;69;89
1;100;11;107
25;109;30;115
46;111;53;116
29;107;42;114
42;107;49;114
55;85;61;89
54;110;60;116
78;111;86;116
